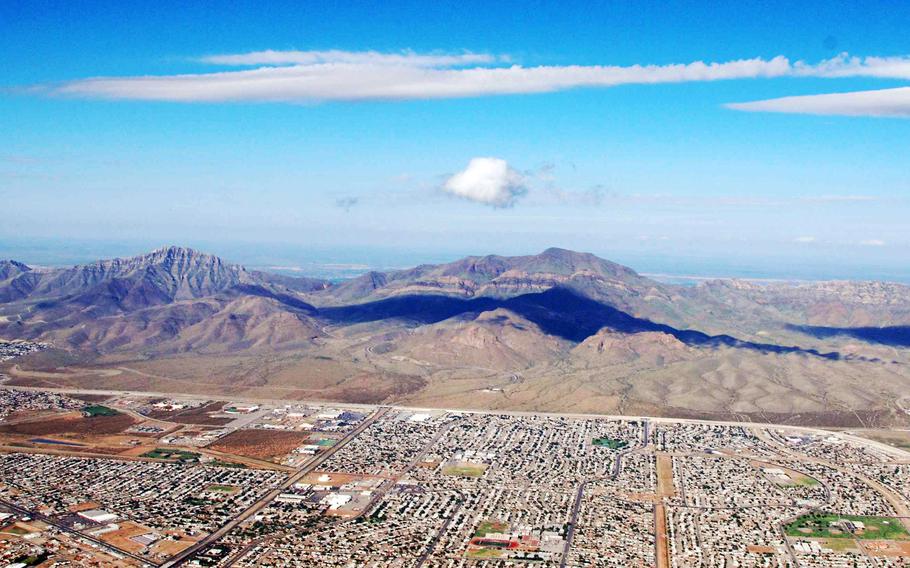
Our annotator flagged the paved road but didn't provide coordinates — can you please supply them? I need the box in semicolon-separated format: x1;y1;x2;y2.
757;427;910;534
559;481;587;568
356;420;454;521
161;406;390;567
0;498;156;567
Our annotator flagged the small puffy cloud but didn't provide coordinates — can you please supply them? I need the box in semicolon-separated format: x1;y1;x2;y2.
793;236;816;243
443;157;527;207
335;196;359;211
860;239;886;246
539;184;611;206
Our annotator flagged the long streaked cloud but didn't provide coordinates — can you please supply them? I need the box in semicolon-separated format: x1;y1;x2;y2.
727;86;910;117
200;49;500;67
48;54;794;103
28;50;910;111
791;54;910;79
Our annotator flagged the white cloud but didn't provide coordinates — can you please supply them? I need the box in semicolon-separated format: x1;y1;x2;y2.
860;239;886;246
802;194;878;202
727;86;910;117
49;55;795;102
35;50;910;113
200;49;499;67
793;53;910;80
793;236;816;243
443;158;527;207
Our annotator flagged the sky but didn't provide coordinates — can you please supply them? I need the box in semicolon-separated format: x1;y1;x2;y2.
2;1;909;280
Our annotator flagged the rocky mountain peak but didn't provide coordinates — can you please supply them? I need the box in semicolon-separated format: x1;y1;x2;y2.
0;260;32;281
141;245;233;269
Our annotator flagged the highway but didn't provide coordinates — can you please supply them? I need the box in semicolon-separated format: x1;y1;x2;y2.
414;492;464;568
355;420;455;521
160;406;390;567
2;382;908;461
559;481;586;568
562;419;650;568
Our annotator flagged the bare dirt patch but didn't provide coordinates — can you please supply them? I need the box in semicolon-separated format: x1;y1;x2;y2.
656;454;676;498
851;429;910;451
146;401;232;426
207;429;310;462
70;393;113;403
655;503;670;568
864;540;910;557
67;501;101;513
0;412;136;436
98;521;155;555
151;537;197;556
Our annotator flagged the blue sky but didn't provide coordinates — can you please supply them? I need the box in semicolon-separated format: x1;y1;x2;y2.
2;1;909;279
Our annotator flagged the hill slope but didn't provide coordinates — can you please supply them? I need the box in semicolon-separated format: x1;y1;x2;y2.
2;246;909;426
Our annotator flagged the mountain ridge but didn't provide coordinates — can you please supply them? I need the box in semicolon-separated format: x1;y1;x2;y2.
2;245;910;426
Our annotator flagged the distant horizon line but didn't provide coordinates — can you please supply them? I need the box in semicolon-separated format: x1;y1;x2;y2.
3;242;908;286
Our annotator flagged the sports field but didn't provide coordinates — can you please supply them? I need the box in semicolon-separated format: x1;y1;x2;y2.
785;514;910;540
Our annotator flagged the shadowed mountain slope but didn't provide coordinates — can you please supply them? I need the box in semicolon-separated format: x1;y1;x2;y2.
789;324;910;347
3;246;910;427
319;287;841;358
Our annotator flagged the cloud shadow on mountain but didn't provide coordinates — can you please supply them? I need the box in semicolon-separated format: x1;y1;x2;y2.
319;287;841;359
788;324;910;348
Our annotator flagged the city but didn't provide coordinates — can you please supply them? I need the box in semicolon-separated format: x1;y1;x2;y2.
0;383;908;567
3;2;910;566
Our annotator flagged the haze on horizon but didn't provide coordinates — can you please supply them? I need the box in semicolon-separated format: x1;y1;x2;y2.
2;1;909;281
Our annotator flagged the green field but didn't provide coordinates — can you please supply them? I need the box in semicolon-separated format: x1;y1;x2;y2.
442;462;488;477
11;552;49;566
465;548;504;559
466;548;504;559
1;525;30;536
83;405;119;417
141;448;201;462
785;513;910;540
206;484;239;493
793;476;820;487
592;437;628;449
475;520;509;537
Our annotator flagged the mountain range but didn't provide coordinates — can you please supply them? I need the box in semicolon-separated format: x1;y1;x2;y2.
2;246;909;427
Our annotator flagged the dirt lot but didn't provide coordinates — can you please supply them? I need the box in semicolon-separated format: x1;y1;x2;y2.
0;412;136;436
864;540;910;557
656;454;676;498
850;429;910;451
207;429;310;462
70;393;113;403
99;520;155;555
145;401;232;426
655;503;670;568
151;537;197;557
